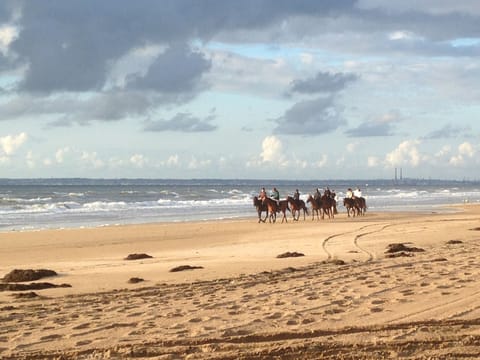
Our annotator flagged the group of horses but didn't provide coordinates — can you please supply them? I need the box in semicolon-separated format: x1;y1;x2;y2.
253;193;367;223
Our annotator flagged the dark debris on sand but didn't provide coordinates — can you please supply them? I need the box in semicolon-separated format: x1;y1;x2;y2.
385;252;414;258
11;291;39;299
446;239;463;244
2;269;57;283
128;277;145;284
385;243;425;254
0;282;71;292
170;265;204;272
124;253;153;261
277;251;305;258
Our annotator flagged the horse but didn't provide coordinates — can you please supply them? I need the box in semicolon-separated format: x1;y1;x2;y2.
253;196;267;223
262;197;290;223
354;197;367;216
286;196;308;221
306;195;322;220
322;194;336;219
343;197;359;217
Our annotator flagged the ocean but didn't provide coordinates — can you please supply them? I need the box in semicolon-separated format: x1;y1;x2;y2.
0;178;479;231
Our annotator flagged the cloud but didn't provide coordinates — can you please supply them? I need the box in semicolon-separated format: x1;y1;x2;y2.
289;71;357;94
273;96;346;135
260;135;284;164
345;112;400;137
367;156;379;167
247;135;289;168
0;132;27;155
385;139;422;167
0;92;155;125
450;141;477;166
422;123;472;139
125;43;211;93
130;154;148;168
345;121;396;137
144;112;217;132
188;156;211;170
55;147;70;163
80;151;104;169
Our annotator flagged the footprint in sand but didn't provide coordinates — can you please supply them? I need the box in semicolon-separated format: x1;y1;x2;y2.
370;307;383;313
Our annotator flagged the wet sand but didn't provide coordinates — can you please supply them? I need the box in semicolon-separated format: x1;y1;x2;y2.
1;205;480;359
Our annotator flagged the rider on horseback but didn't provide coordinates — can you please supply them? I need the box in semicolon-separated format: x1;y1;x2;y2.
293;189;301;207
271;187;280;205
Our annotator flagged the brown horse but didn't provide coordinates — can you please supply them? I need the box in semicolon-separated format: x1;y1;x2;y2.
343;197;359;217
262;197;290;223
253;196;267;223
354;197;367;216
320;194;335;219
306;195;322;220
286;196;308;221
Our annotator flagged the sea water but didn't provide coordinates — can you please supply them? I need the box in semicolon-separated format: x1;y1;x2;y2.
0;178;479;231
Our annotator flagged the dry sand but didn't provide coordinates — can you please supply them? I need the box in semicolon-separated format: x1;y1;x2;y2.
1;205;480;359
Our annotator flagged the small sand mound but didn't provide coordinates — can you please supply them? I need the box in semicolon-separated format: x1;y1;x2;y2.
124;253;153;261
385;243;425;254
2;269;57;283
446;240;463;244
0;282;71;291
276;251;305;258
128;277;144;284
170;265;204;272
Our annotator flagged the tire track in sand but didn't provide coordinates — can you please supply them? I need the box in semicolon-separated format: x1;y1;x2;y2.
322;223;388;261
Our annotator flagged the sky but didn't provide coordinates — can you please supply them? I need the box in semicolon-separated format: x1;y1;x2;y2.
0;0;479;180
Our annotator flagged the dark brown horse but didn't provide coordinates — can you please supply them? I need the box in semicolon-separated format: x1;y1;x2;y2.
306;195;322;220
286;196;308;221
253;196;267;223
354;197;367;216
320;194;335;219
262;197;290;223
343;197;359;217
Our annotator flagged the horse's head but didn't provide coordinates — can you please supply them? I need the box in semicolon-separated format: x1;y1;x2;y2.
306;195;313;203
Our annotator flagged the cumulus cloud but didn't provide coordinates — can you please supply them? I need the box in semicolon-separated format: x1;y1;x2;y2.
385;139;422;167
0;132;27;155
273;97;346;135
367;156;379;167
130;154;148;168
55;147;70;163
144;112;217;132
80;151;104;169
260;135;284;163
247;135;289;168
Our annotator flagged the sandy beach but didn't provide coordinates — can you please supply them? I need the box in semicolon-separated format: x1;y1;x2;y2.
1;205;480;359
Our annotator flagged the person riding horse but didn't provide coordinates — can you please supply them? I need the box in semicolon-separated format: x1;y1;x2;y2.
271;187;280;205
293;189;301;207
